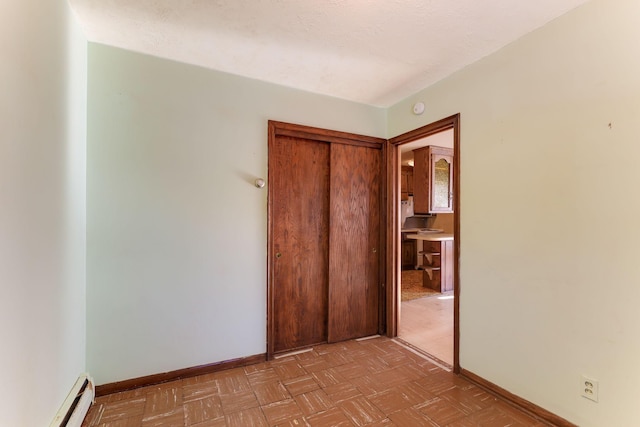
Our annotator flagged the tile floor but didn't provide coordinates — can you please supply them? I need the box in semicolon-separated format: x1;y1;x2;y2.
82;336;549;426
398;293;454;365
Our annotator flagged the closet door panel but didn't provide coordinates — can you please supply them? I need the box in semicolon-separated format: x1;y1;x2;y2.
328;143;382;342
270;136;330;353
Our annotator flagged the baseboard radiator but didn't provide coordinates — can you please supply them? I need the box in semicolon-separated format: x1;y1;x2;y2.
50;374;95;427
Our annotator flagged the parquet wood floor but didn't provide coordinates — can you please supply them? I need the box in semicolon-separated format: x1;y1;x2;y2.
82;337;549;426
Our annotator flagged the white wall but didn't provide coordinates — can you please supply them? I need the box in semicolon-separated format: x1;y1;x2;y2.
389;0;640;425
86;44;386;384
0;1;87;425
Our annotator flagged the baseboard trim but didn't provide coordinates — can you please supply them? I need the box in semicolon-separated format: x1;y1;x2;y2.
459;369;576;427
95;353;266;397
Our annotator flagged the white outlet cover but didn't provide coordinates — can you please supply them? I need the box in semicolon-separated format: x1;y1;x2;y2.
581;375;599;402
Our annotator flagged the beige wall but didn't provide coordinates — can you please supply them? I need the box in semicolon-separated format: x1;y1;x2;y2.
0;1;87;425
389;0;640;425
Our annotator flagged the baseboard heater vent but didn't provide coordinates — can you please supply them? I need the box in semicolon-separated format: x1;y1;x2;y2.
50;374;95;427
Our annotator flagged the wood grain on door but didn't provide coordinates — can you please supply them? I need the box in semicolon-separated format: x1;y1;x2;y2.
268;121;385;357
270;136;330;353
328;143;381;342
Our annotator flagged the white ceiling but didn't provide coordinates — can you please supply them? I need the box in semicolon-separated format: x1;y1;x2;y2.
69;0;589;107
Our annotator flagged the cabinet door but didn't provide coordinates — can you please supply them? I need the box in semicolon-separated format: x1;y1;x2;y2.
401;166;414;196
270;136;330;353
413;148;430;214
401;238;416;270
328;143;381;342
430;152;454;213
414;146;453;214
400;170;408;201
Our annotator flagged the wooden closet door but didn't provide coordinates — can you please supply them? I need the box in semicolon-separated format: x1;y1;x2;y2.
328;143;382;342
270;135;330;353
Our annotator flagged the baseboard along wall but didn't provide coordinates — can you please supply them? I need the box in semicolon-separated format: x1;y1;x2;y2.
459;369;576;427
95;353;266;397
94;352;574;426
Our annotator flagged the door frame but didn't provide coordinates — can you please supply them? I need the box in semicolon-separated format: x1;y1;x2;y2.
267;120;387;360
385;114;461;373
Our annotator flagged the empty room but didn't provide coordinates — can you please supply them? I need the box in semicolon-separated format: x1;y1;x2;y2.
3;1;640;426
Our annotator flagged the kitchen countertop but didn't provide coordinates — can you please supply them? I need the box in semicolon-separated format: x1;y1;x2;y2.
406;233;454;241
401;228;443;233
401;228;425;233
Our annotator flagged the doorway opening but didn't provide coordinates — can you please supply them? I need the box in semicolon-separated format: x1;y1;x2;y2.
386;114;460;373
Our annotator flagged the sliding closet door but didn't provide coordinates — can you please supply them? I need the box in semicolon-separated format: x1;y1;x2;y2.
270;135;330;353
328;143;382;342
268;121;385;357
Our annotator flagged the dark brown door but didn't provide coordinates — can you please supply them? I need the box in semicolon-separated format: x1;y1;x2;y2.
328;143;381;342
268;121;385;357
270;136;330;353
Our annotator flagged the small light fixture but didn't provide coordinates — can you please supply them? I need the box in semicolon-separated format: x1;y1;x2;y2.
412;102;425;115
255;178;265;188
407;160;414;167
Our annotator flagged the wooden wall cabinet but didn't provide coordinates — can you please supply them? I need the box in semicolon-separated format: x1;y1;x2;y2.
413;146;454;214
400;166;414;201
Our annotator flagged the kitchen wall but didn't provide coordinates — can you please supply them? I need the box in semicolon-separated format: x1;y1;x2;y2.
87;44;386;384
389;0;640;425
428;214;453;234
0;1;87;425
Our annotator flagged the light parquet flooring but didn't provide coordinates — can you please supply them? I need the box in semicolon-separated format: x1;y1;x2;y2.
398;293;454;365
82;337;549;426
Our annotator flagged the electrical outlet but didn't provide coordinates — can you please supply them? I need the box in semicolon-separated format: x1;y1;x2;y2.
581;375;599;402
